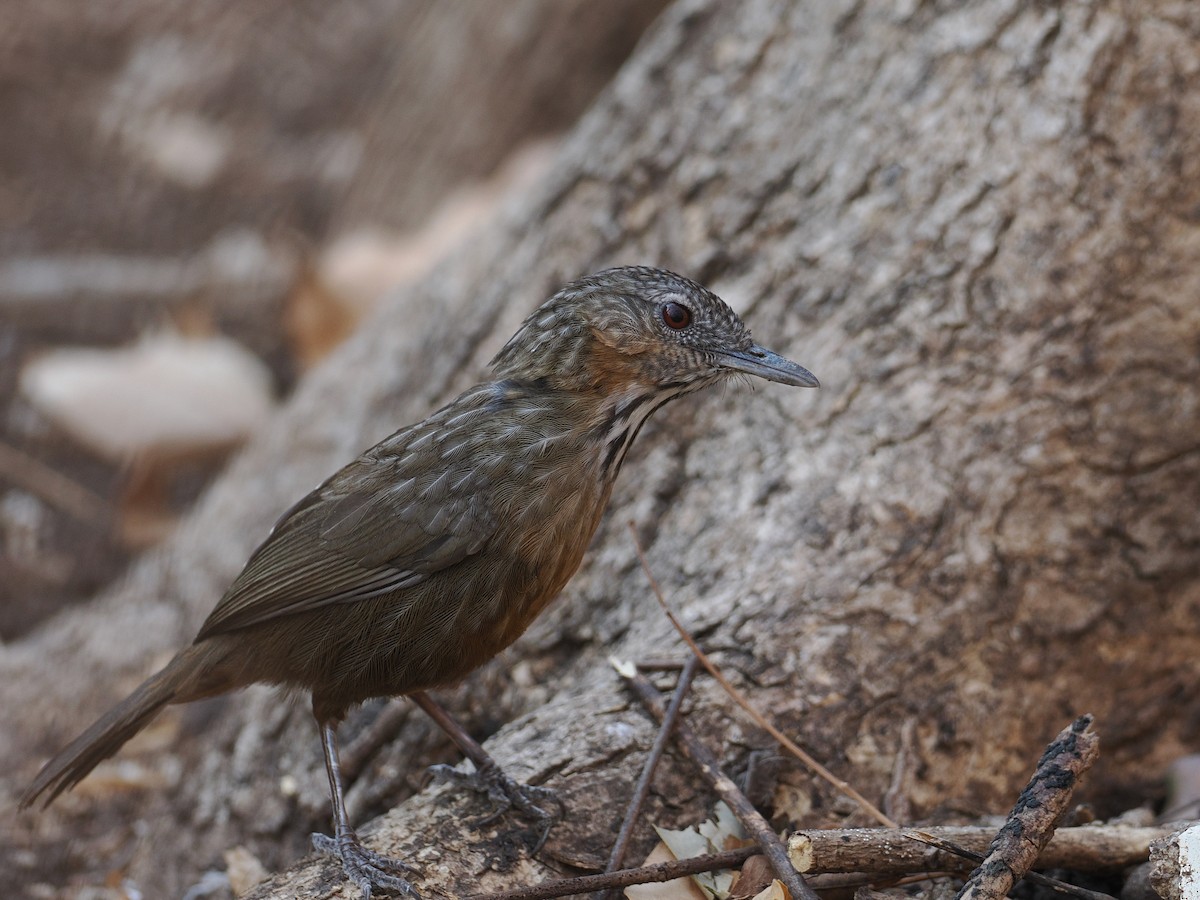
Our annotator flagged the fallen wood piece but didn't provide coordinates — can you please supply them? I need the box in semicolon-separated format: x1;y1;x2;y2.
786;823;1187;875
958;715;1101;900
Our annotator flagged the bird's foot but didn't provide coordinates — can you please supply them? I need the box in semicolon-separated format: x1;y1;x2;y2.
312;830;420;899
430;761;562;851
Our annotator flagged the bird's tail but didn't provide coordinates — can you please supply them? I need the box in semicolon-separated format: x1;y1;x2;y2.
19;642;212;809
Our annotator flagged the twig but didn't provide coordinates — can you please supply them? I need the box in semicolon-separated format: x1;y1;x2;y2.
617;663;819;900
626;521;896;829
0;439;109;524
884;717;917;824
634;658;687;672
955;715;1103;900
788;872;960;893
341;700;413;781
909;831;1115;900
786;823;1185;875
596;656;700;900
463;845;758;900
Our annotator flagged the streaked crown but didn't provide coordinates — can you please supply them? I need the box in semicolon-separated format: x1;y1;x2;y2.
491;266;818;395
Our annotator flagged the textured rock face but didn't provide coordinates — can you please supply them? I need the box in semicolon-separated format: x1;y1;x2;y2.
7;1;1200;896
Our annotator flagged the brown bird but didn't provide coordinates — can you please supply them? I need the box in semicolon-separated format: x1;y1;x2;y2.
21;266;818;897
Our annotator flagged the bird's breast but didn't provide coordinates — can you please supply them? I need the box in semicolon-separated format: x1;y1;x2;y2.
451;410;613;656
434;382;663;664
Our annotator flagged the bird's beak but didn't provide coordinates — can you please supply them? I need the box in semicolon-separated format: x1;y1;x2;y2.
715;344;820;388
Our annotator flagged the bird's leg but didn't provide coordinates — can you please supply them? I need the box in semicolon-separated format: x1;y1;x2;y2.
311;718;420;899
412;691;561;851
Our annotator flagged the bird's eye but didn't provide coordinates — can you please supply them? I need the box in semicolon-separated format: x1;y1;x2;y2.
661;301;692;330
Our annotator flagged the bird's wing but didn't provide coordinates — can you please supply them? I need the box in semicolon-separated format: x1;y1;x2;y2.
195;437;496;640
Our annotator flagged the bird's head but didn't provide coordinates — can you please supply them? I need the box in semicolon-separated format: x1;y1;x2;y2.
491;267;818;396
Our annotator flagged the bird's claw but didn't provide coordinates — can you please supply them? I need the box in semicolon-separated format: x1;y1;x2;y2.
429;762;562;851
312;830;420;899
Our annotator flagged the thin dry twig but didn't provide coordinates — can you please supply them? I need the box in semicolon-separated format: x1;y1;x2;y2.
626;521;896;829
956;715;1102;900
635;658;688;672
0;439;109;524
909;831;1115;900
464;845;758;900
596;655;700;900
617;663;819;900
342;700;414;781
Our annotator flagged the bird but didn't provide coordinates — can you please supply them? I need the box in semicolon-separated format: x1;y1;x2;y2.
21;266;818;898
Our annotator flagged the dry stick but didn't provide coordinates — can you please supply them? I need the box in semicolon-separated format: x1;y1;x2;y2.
956;715;1103;900
620;665;819;900
787;823;1184;875
596;656;700;900
341;700;413;781
635;658;687;672
910;831;1116;900
626;522;897;830
0;439;109;524
464;845;758;900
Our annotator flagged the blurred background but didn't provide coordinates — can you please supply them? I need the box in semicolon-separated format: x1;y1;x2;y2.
0;0;670;642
